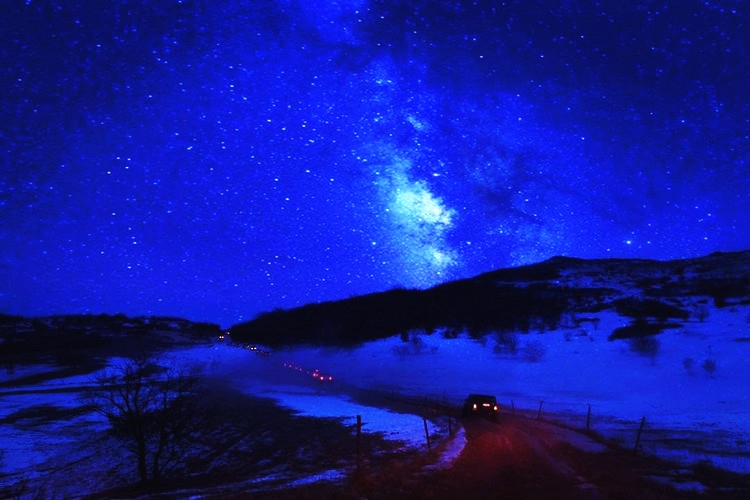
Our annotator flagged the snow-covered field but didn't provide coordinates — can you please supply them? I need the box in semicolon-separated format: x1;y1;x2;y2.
277;305;750;474
0;342;462;497
165;341;450;450
1;301;748;497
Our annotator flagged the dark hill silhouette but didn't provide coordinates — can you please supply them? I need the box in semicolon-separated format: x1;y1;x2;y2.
228;250;750;348
0;313;221;368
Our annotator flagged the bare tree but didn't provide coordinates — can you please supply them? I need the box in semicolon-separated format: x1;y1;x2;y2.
83;354;204;485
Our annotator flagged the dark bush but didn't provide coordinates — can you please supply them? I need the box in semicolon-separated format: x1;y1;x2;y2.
613;298;690;320
608;319;682;340
629;336;660;358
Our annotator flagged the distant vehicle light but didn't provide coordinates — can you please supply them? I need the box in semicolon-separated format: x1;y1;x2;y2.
463;394;500;421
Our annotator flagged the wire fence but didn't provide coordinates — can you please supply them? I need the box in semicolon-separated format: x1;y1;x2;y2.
348;385;750;474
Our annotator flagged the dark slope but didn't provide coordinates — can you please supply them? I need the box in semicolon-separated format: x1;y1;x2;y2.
0;314;220;369
228;250;750;348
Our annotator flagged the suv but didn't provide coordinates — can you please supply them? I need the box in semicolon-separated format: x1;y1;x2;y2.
462;394;500;421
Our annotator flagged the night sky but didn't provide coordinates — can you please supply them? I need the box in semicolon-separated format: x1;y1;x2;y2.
2;0;748;327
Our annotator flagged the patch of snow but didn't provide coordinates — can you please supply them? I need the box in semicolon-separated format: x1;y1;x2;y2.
287;468;346;487
423;426;467;471
0;390;108;480
256;390;437;449
545;425;607;454
647;475;707;493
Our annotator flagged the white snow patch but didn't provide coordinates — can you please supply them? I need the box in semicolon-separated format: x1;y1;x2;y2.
423;426;467;471
256;390;437;449
287;468;346;487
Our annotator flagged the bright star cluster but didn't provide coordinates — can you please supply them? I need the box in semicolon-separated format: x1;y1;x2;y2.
1;1;748;326
377;157;458;285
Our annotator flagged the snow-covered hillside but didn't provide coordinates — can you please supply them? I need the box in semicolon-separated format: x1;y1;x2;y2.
279;304;750;474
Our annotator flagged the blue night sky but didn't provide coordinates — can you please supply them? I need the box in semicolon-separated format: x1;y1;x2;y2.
1;1;748;327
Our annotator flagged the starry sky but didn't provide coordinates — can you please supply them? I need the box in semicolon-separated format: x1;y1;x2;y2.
1;0;748;327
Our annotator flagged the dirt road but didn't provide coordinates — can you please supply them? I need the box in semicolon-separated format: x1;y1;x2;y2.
328;411;749;500
251;395;748;500
434;416;601;499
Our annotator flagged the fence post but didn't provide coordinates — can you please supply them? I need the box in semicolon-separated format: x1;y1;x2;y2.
634;416;646;454
537;400;544;420
586;404;592;435
423;417;431;450
356;415;362;471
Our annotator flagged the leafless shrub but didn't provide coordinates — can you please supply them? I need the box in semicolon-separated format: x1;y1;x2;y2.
702;358;717;377
523;340;546;362
629;336;660;360
683;357;696;373
493;331;519;355
692;304;710;322
81;354;205;485
393;331;436;356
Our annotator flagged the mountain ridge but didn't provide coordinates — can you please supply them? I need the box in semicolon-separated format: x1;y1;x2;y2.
229;250;750;347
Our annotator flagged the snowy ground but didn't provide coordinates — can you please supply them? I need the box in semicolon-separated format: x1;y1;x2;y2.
0;342;463;497
274;304;750;474
1;302;748;496
165;341;453;451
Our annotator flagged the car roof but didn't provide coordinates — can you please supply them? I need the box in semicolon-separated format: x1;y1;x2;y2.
466;393;496;400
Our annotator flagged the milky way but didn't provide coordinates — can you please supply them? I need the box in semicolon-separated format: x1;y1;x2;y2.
1;1;748;326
